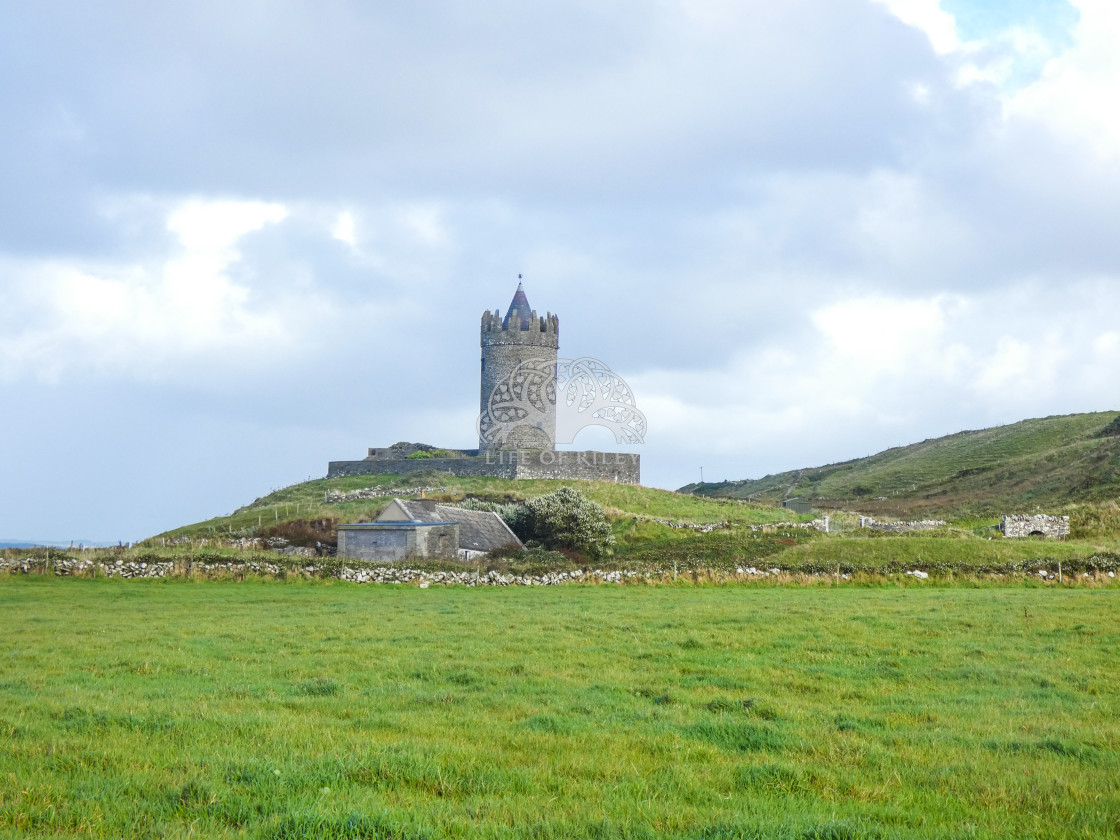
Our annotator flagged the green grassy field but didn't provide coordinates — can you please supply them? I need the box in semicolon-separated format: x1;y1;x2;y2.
772;532;1120;576
2;579;1118;839
685;411;1120;518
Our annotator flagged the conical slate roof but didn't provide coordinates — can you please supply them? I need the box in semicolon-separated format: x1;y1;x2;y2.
503;282;533;329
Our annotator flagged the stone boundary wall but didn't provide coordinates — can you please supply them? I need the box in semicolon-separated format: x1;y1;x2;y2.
4;555;1117;584
0;556;649;585
328;450;640;484
1001;514;1070;538
859;517;947;533
325;486;447;502
632;515;829;533
328;457;516;480
748;518;830;533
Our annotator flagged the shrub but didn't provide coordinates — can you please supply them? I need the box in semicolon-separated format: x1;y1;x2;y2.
453;497;528;528
514;487;615;559
258;518;338;548
404;448;458;460
1095;415;1120;438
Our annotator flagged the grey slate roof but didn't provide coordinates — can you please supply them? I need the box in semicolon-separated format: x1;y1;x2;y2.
377;499;524;553
503;282;533;330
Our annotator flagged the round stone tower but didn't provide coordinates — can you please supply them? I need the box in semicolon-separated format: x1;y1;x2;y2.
479;283;559;452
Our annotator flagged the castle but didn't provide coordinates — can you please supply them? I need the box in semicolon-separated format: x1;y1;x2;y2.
327;283;641;483
479;283;559;451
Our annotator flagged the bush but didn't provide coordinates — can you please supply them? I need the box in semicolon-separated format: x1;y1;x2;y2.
404;448;458;460
258;518;338;548
514;487;615;559
1095;415;1120;438
454;497;532;534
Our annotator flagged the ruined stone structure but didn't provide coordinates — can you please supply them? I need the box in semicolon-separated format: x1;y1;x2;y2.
327;283;640;484
1001;514;1070;539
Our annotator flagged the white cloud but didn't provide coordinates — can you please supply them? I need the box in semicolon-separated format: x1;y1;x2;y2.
0;198;308;381
1094;331;1120;355
1008;0;1120;157
399;203;450;248
626;281;1120;477
873;0;1086;97
811;295;950;375
332;210;357;247
166;199;287;252
872;0;960;54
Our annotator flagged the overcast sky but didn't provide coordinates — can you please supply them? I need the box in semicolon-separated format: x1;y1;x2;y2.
2;0;1118;542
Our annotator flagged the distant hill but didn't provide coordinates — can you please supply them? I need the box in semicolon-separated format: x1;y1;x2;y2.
681;411;1120;518
0;539;108;549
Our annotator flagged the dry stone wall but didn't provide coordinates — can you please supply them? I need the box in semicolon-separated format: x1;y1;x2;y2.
631;515;829;533
5;554;1117;584
859;517;947;533
325;485;447;502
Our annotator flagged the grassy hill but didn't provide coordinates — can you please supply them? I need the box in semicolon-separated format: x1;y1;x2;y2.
682;411;1120;518
158;472;804;542
151;472;824;572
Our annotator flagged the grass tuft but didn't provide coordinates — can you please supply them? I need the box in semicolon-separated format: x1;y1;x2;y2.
295;676;341;696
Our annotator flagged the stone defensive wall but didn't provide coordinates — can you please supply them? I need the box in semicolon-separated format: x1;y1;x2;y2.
327;450;640;484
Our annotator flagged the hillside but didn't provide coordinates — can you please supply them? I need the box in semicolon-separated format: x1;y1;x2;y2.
158;472;803;540
152;472;819;570
682;411;1120;518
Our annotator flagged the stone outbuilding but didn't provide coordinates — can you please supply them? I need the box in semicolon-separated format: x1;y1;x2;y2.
336;520;459;563
336;499;523;563
378;499;523;559
1000;514;1070;539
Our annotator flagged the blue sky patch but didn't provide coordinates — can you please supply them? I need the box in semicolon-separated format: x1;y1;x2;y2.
942;0;1079;49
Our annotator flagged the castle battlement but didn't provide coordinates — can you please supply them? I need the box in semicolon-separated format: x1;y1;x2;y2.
480;308;559;345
